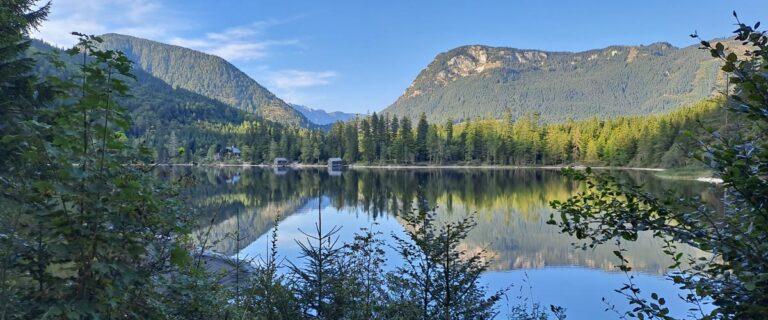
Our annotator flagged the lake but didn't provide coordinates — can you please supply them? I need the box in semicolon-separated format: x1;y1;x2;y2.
170;167;717;319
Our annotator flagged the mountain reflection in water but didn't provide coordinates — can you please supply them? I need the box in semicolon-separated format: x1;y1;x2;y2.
162;167;714;274
158;167;719;319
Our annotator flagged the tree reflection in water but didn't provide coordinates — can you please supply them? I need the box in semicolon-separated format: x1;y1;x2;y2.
158;167;715;274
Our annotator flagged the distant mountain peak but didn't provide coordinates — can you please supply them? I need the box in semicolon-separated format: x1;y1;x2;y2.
289;104;355;125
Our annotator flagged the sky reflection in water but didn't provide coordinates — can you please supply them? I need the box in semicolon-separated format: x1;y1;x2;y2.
178;167;716;319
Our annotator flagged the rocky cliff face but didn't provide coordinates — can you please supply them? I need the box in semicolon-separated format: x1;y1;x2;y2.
405;43;678;96
385;42;721;123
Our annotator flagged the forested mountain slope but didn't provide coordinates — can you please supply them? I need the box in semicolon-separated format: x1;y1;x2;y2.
97;33;309;126
384;42;723;123
29;39;245;131
27;39;295;163
26;38;731;167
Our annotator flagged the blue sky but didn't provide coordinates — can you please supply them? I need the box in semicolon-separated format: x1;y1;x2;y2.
34;0;768;114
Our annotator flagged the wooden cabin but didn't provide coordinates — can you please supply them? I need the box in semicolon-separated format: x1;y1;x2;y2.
328;157;343;169
274;157;288;167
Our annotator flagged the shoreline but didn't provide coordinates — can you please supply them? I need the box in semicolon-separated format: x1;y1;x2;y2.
161;162;665;171
157;163;728;184
348;164;665;171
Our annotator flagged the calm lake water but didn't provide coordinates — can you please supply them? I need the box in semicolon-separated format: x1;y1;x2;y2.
170;167;717;319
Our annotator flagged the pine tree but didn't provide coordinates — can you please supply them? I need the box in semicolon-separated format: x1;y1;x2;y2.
386;197;503;319
584;140;600;163
415;113;429;162
464;120;479;162
399;117;414;163
342;227;387;319
0;0;52;174
312;132;322;163
426;125;442;163
268;140;280;162
361;118;375;163
388;116;400;162
444;119;454;162
343;120;359;162
241;221;302;319
0;1;52;315
300;132;314;163
289;191;348;319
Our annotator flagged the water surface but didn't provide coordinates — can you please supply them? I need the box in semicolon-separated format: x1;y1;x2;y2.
175;167;716;319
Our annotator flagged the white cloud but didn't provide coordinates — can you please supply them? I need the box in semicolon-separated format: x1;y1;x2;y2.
267;70;338;89
32;2;299;63
206;25;259;41
212;43;270;61
29;1;330;106
262;69;338;105
32;0;170;47
168;22;298;61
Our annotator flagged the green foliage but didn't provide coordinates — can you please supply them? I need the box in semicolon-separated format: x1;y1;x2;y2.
384;43;720;124
191;190;510;319
32;35;726;168
27;38;292;164
505;275;568;320
239;221;302;319
548;16;768;319
342;227;388;319
23;29;731;169
0;1;53;316
0;0;53;176
2;3;559;319
153;265;233;319
415;113;429;161
98;33;308;126
386;197;504;319
288;199;349;319
148;97;725;167
311;100;724;167
0;14;198;317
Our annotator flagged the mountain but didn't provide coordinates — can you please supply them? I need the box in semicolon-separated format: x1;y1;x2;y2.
383;42;723;123
98;33;309;126
289;104;356;125
27;38;294;163
29;39;249;133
